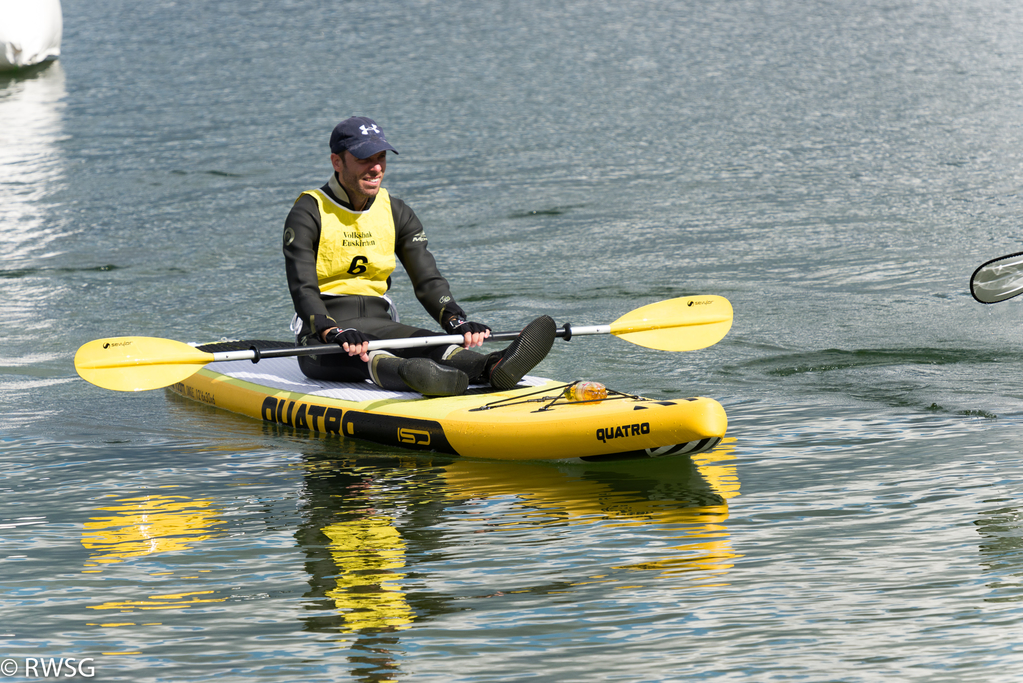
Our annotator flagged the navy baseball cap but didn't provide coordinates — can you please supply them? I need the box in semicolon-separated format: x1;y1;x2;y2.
329;116;398;158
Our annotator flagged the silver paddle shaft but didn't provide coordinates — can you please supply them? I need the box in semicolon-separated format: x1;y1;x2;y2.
206;325;607;363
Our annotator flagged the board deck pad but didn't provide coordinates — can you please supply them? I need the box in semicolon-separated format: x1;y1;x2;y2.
202;356;548;403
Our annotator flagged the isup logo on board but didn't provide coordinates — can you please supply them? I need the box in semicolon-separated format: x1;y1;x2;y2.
259;396;457;455
397;428;431;446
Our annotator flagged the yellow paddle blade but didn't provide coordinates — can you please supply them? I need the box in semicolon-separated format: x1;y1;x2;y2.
74;337;215;392
609;295;733;351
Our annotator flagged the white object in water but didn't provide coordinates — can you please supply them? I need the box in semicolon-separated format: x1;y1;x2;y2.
0;0;62;71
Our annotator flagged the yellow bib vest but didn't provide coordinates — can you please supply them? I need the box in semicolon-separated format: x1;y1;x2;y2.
301;187;396;298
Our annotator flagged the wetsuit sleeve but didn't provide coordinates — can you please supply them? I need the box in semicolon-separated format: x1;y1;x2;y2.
283;192;336;335
390;196;468;325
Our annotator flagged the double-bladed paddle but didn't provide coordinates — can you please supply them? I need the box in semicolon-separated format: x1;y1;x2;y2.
971;252;1023;304
74;295;733;392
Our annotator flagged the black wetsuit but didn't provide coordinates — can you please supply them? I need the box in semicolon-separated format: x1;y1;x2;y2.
283;174;471;381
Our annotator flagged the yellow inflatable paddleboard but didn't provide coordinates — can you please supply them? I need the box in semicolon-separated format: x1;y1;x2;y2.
168;341;727;462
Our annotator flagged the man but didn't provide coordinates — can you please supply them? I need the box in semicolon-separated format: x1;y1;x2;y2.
283;116;555;396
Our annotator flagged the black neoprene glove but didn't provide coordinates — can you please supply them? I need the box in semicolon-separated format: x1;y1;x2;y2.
324;327;370;347
442;316;492;337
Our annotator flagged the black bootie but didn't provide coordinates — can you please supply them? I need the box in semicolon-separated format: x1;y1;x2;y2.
369;351;469;396
487;316;557;390
437;346;490;383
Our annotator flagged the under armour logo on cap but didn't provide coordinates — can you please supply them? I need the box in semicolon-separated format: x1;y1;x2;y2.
330;116;398;158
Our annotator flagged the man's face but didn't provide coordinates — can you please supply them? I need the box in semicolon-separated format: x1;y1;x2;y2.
333;150;387;208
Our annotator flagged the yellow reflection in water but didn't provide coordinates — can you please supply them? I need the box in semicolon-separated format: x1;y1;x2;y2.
441;440;741;586
81;494;227;613
323;515;414;634
87;590;224;612
691;444;741;500
81;494;222;566
615;445;741;586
